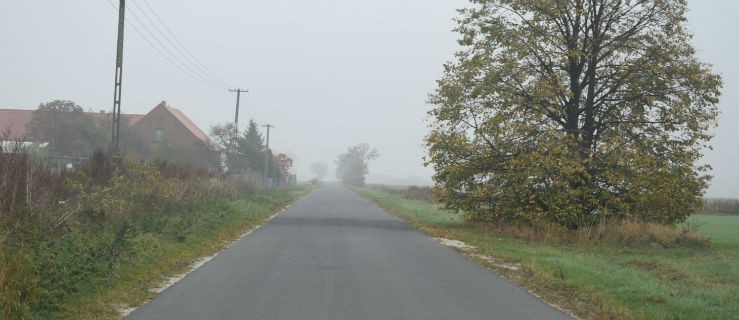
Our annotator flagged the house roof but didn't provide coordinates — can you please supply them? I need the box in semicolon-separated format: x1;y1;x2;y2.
128;114;145;126
1;108;144;141
0;109;34;138
88;112;144;127
1;103;219;151
152;102;220;151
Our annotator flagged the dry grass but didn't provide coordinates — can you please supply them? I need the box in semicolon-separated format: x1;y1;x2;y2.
480;218;710;248
365;184;709;248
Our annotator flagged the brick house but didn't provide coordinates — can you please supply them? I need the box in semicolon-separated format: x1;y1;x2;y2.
128;101;221;169
1;102;221;170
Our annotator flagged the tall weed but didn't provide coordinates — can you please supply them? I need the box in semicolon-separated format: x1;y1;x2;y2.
0;150;254;318
0;250;39;319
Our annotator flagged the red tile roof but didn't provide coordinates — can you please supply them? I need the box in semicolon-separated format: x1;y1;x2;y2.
0;109;34;139
128;114;144;126
1;108;144;141
89;112;144;127
160;104;220;151
1;104;218;151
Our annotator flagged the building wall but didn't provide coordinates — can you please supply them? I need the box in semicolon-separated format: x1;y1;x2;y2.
129;105;217;169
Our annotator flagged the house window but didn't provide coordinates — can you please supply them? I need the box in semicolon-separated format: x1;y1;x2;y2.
154;128;164;141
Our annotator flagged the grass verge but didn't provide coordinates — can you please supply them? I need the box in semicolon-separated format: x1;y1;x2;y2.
355;188;739;320
1;187;311;320
72;187;310;319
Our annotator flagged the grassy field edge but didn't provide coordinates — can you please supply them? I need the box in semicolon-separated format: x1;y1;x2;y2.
353;187;739;320
352;187;593;318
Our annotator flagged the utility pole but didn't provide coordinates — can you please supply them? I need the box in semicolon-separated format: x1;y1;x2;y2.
111;0;125;153
262;124;274;187
228;89;249;126
228;89;248;155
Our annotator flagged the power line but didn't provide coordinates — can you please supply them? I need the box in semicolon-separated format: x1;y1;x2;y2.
240;93;260;123
131;0;233;89
139;0;235;89
105;0;222;90
125;2;226;89
104;0;263;136
245;93;265;122
227;89;260;125
105;0;228;91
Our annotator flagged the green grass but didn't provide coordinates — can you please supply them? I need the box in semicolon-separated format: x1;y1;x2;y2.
355;188;739;320
48;187;310;319
688;214;739;250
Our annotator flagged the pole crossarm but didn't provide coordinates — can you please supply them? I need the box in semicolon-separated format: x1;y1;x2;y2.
229;88;249;125
227;88;249;154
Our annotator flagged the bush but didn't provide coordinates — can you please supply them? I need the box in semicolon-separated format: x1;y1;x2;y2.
0;150;254;318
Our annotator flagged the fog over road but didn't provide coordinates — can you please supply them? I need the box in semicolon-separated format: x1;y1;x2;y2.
126;184;571;320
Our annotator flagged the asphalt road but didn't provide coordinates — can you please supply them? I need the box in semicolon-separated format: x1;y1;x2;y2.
125;183;572;320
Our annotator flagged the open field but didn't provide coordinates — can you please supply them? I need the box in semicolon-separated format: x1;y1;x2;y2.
688;214;739;250
356;188;739;320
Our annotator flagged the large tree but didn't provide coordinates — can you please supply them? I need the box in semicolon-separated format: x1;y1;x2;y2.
209;122;238;154
210;119;270;174
426;0;721;227
27;100;107;156
336;143;378;187
209;122;246;171
238;119;266;172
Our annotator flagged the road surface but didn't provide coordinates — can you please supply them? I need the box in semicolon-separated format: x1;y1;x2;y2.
125;183;571;320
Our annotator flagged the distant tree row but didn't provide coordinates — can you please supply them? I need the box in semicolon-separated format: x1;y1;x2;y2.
700;198;739;215
306;143;379;187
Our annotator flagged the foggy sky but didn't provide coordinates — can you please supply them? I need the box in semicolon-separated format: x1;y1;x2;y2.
1;1;736;197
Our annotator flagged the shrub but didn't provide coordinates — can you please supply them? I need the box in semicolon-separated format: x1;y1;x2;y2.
0;149;255;318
